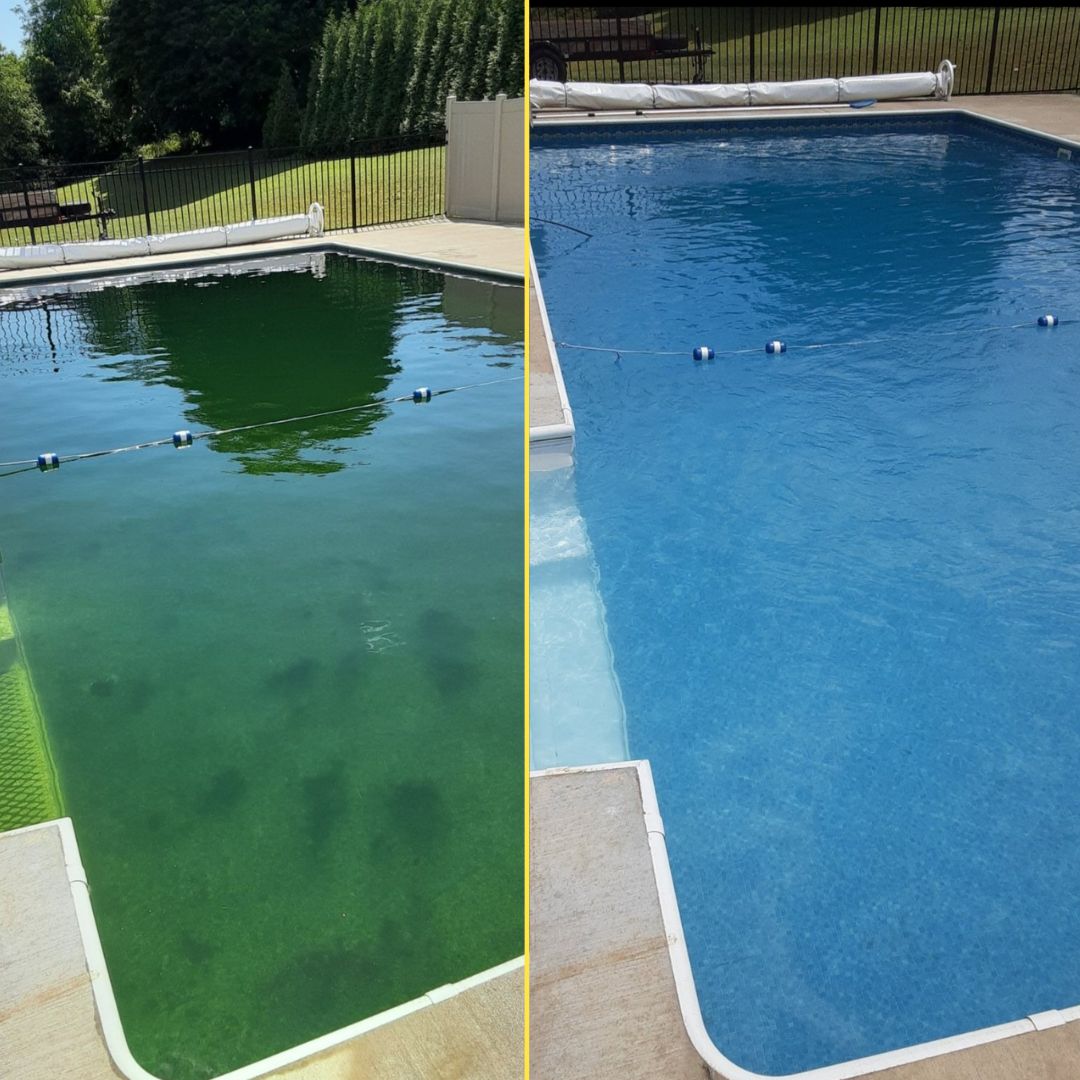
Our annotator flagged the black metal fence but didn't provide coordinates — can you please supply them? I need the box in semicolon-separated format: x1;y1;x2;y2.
0;132;447;247
530;7;1080;94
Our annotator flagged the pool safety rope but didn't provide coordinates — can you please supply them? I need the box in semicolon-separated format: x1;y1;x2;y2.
0;375;524;477
557;314;1066;363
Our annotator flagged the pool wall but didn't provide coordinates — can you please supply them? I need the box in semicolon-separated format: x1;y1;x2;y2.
529;105;1080;1078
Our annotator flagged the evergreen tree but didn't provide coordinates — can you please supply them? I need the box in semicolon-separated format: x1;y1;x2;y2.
303;0;518;150
486;0;523;98
321;12;353;148
463;0;498;100
416;0;457;132
360;0;396;138
402;0;443;133
301;14;337;150
339;9;364;146
448;0;485;101
375;0;417;137
262;63;301;149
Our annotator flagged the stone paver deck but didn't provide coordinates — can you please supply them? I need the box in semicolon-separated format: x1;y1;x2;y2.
530;767;706;1080
0;824;123;1080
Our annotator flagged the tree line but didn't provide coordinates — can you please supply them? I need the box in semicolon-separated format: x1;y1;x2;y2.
298;0;521;152
0;0;522;169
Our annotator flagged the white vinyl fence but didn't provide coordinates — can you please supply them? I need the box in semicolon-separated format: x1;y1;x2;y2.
445;94;524;225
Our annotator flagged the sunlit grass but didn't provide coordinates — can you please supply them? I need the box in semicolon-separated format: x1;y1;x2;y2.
3;146;446;246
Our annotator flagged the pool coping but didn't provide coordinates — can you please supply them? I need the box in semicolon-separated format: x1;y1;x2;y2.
530;102;1080;153
527;246;575;456
0;220;525;290
3;817;522;1080
528;105;1080;1078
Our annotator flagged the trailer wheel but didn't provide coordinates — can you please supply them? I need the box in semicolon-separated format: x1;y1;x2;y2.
531;42;568;83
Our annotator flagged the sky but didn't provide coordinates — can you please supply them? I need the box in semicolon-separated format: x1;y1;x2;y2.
0;0;23;53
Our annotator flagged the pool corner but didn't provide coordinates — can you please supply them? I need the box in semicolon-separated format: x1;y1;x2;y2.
0;815;524;1080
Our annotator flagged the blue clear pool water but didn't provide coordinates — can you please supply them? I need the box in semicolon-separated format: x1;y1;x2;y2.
531;115;1080;1074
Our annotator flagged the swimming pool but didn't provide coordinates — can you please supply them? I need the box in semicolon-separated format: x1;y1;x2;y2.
0;251;523;1078
531;114;1080;1075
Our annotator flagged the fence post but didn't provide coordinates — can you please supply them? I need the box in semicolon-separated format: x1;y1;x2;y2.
137;156;153;236
490;94;505;222
616;14;625;83
350;147;357;231
871;7;882;75
20;169;36;245
749;7;756;83
444;94;455;217
247;146;258;220
985;6;1002;94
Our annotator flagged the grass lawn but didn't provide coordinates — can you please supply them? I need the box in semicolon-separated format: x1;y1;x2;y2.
554;6;1080;95
2;145;446;247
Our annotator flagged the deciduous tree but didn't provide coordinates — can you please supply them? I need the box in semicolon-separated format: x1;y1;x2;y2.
23;0;122;161
0;47;48;167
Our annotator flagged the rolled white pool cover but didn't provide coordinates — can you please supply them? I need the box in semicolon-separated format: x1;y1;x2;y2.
531;61;954;112
0;201;326;270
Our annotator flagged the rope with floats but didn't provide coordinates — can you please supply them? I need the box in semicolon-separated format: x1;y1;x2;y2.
1;375;523;474
556;314;1068;363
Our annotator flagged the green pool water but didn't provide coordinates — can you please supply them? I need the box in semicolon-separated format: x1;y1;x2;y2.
0;252;523;1079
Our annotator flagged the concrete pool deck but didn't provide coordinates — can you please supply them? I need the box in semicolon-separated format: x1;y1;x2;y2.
529;93;1080;1080
0;217;525;289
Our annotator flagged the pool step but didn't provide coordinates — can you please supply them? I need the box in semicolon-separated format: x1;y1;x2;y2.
530;472;628;769
0;603;62;832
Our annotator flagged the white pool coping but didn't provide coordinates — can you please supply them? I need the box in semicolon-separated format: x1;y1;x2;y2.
531;102;1080;153
527;247;575;459
535;761;1080;1079
528;108;1080;1078
0;222;525;290
7;817;522;1080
